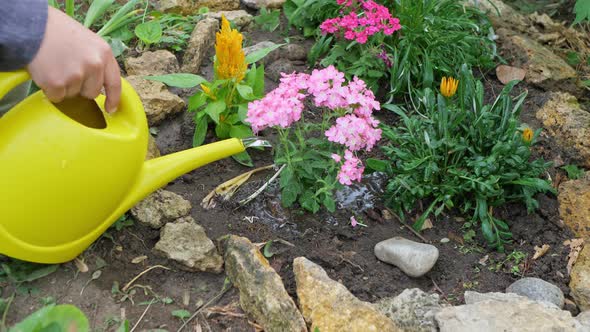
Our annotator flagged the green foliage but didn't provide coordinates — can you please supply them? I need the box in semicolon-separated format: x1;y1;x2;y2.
150;12;202;52
254;7;281;32
306;0;497;98
574;0;590;25
562;164;585;180
283;0;341;37
370;65;553;251
171;309;191;320
8;305;89;332
149;44;278;167
135;20;163;46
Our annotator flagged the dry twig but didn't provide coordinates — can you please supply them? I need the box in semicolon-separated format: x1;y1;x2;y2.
122;265;171;292
386;208;430;243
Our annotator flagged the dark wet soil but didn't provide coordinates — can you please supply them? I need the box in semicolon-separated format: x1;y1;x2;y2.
2;4;584;332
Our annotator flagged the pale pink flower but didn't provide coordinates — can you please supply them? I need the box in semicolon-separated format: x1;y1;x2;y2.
350;216;358;227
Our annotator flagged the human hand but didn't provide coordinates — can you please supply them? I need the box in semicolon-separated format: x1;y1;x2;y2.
26;7;121;113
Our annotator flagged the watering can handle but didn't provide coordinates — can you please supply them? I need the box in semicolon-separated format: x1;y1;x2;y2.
0;70;31;101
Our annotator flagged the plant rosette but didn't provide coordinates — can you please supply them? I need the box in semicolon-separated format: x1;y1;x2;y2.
246;65;382;213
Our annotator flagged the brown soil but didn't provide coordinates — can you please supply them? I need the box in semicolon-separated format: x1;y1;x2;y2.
1;5;584;332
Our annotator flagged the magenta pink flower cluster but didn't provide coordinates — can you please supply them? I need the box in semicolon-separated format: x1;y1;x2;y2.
319;0;402;44
246;65;382;186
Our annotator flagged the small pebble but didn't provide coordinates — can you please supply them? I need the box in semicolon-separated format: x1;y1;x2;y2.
374;237;439;277
440;238;450;243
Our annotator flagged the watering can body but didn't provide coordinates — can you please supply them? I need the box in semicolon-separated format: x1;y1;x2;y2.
0;70;251;264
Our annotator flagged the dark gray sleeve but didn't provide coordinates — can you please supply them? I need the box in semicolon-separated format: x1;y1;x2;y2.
0;0;48;71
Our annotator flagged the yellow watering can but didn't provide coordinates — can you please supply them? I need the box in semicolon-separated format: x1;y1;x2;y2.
0;70;268;264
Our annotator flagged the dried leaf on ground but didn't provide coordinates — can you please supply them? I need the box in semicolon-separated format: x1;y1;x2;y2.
421;218;433;230
131;256;148;264
496;65;526;84
74;257;89;273
479;255;489;266
201;165;274;209
533;244;551;260
563;238;584;275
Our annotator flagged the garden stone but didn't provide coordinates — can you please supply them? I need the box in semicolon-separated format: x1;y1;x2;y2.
570;243;590;311
267;58;297;82
205;10;253;30
536;93;590;169
243;41;282;66
435;292;584;331
241;0;286;10
464;291;557;309
154;217;223;273
496;28;577;90
375;288;447;332
559;173;590;239
282;44;307;62
125;76;185;126
130;189;191;229
576;311;590;330
294;257;400;332
146;134;161;160
124;50;179;76
181;18;219;74
158;0;239;14
219;235;307;332
506;277;565;308
374;237;439;277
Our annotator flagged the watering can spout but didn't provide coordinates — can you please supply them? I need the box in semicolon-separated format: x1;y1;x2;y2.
119;137;271;213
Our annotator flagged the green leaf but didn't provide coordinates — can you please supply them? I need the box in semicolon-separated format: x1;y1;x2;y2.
215;122;231;138
481;218;495;245
193;116;208;147
115;320;130;332
236;84;255;100
135;21;163;45
232;151;254;167
366;159;390;172
84;0;115;28
562;165;585;180
171;309;191;320
573;0;590;25
143;73;207;88
245;43;285;64
263;241;275;258
9;304;89;332
106;38;128;58
229;124;253;139
238;104;249;122
204;100;226;124
253;64;265;96
188;93;207;111
567;52;581;66
323;195;336;212
281;186;298;207
300;193;320;213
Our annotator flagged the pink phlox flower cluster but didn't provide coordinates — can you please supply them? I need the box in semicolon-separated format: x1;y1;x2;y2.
336;150;364;185
246;72;309;133
320;0;402;44
325;114;381;152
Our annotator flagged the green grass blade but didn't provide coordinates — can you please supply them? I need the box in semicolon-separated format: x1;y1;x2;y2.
84;0;116;28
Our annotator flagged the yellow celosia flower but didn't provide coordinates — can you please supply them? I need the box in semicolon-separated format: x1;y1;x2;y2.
522;127;534;143
440;77;459;98
214;15;247;83
200;84;216;100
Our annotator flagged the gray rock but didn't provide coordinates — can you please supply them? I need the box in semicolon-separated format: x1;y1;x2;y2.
507;277;565;308
375;288;447;332
576;311;590;330
241;0;286;10
282;44;307;62
436;295;584;332
205;10;253;30
294;257;400;332
464;291;559;309
124;50;179;76
154;217;223;273
219;235;307;332
130;189;191;229
243;41;282;66
266;58;297;82
374;237;439;277
181;18;219;74
125;76;185;126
